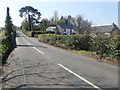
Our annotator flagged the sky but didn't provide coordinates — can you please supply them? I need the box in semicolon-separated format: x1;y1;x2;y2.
0;0;119;27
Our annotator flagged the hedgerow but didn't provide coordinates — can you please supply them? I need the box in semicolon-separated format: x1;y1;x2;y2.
0;31;16;64
39;34;92;50
88;35;120;60
38;34;120;60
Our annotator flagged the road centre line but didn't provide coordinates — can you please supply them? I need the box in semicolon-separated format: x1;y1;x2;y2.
22;37;44;55
33;47;44;54
58;63;102;90
26;42;31;45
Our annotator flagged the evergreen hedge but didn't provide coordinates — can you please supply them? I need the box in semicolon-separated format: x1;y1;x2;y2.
39;34;120;60
39;34;92;50
0;31;16;64
91;35;120;60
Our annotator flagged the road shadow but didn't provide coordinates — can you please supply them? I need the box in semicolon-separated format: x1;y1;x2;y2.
17;44;47;48
2;63;48;82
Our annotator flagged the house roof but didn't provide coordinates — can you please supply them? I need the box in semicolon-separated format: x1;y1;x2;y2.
110;24;119;33
91;25;113;34
58;24;75;29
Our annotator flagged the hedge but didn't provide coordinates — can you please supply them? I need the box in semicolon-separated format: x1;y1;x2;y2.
38;34;120;60
39;34;92;50
0;31;16;64
22;31;55;37
89;35;120;60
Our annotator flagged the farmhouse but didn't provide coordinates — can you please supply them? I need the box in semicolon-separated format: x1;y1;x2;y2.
91;23;120;36
91;25;113;35
110;29;120;36
57;24;76;35
110;23;120;36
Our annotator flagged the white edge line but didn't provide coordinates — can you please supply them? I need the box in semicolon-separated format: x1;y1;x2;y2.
16;37;26;84
58;63;102;90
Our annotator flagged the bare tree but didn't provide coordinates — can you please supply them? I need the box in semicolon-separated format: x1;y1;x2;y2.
53;10;58;24
67;15;72;25
75;15;92;34
60;16;64;20
82;20;92;34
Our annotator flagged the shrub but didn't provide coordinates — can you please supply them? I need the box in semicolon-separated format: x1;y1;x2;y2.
0;30;16;64
38;34;92;50
22;30;32;37
107;36;120;60
38;34;120;60
90;35;120;60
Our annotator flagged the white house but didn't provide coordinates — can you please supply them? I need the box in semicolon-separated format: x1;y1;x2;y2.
57;24;76;35
46;26;56;32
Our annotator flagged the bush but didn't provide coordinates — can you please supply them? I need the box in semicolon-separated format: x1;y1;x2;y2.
31;31;42;37
90;35;120;60
38;34;92;50
38;34;120;60
0;30;16;64
22;31;55;37
1;38;11;62
107;36;120;60
22;30;32;37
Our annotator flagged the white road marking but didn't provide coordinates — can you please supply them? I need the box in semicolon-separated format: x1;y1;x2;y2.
58;63;102;90
22;37;44;55
22;37;25;41
26;42;31;45
33;47;44;54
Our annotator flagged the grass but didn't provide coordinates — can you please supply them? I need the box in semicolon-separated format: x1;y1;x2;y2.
70;50;96;57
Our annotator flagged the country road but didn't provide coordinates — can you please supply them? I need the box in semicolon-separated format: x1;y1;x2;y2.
2;31;118;89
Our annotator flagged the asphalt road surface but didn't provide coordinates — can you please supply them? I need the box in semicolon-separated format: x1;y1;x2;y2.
2;31;118;89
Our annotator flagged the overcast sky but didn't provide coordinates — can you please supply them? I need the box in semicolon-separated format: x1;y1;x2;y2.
0;0;119;27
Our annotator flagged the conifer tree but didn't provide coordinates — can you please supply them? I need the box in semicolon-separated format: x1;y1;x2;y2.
5;7;16;47
5;7;13;41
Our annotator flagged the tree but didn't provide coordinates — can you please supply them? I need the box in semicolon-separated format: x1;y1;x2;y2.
75;15;92;34
56;20;65;25
60;16;64;20
19;6;41;31
5;7;13;40
39;19;49;31
75;15;83;33
5;7;16;47
67;15;72;25
21;19;29;31
81;20;92;34
49;17;54;26
53;10;58;25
